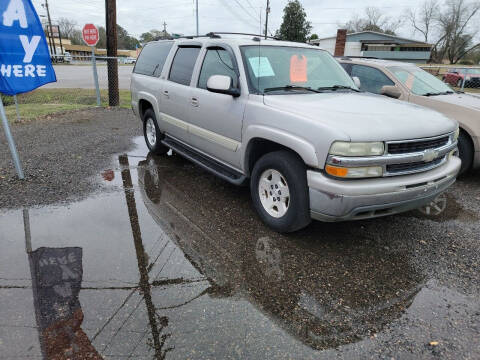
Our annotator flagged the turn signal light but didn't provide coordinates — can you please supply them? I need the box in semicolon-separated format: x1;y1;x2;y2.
325;165;383;178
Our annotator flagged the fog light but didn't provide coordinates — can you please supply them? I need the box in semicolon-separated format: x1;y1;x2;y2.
325;165;383;178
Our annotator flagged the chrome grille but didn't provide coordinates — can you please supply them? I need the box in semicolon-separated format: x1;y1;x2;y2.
386;157;444;174
387;136;449;154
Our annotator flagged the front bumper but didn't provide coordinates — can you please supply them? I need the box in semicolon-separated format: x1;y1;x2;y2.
308;156;461;222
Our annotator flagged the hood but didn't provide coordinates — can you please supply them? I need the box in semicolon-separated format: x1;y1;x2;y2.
263;92;457;142
426;93;480;111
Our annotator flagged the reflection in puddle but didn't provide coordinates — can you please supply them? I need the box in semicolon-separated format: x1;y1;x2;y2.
413;193;479;223
137;153;424;351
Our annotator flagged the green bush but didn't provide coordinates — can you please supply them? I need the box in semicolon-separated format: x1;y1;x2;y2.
1;93;14;106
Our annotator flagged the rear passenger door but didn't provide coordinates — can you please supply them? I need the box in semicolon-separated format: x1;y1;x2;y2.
188;46;245;169
160;45;201;142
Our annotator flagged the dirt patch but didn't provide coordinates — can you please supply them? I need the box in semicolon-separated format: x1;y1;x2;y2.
0;107;141;209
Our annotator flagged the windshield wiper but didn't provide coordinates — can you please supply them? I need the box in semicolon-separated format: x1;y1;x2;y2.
424;91;455;96
317;85;360;92
263;85;321;94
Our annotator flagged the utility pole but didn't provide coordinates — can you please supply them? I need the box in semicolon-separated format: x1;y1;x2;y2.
196;0;199;36
105;0;119;106
264;0;270;39
44;1;57;59
163;21;167;39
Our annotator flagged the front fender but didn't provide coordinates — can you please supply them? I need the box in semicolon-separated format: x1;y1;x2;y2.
242;125;319;170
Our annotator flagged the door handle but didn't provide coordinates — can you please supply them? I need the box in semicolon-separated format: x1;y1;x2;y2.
163;90;169;98
191;97;199;107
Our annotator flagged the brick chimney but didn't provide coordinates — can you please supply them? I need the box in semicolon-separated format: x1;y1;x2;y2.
334;29;347;57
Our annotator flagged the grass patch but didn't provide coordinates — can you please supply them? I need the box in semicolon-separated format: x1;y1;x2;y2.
2;88;131;122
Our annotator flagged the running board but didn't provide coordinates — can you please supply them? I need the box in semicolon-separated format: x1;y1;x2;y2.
161;136;248;186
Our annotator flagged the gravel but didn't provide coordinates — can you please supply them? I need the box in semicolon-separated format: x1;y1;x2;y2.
0;108;141;209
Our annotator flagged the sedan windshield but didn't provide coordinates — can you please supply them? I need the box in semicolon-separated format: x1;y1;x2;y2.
241;45;356;94
388;66;453;96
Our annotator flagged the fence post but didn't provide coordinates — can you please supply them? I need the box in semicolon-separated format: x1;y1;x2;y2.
91;47;101;107
461;75;465;92
0;96;24;179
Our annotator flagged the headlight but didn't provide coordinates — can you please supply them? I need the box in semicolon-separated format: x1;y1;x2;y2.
329;141;385;156
325;165;383;178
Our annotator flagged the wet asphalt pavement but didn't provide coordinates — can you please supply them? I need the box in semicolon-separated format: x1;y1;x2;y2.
1;112;480;359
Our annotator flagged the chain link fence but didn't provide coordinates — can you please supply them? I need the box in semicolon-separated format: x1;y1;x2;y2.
1;54;133;123
420;65;480;93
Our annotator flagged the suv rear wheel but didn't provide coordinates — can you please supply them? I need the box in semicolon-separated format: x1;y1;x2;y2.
251;150;311;232
143;109;169;155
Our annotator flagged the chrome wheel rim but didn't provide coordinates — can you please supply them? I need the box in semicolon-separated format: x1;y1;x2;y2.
258;169;290;218
146;118;156;146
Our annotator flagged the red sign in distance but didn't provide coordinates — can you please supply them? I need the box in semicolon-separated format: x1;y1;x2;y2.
82;24;99;46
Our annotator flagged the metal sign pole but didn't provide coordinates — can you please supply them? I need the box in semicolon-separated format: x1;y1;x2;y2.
0;96;24;179
91;47;101;107
13;95;20;122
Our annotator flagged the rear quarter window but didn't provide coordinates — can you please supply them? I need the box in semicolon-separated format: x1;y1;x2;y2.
134;41;173;77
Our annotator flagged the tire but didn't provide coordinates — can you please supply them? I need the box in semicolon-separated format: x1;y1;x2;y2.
250;150;311;233
458;131;474;175
143;108;169;155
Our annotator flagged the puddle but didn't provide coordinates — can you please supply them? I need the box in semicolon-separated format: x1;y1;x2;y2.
0;138;478;359
409;192;479;223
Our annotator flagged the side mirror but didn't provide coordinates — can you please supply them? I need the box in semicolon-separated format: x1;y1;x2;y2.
381;85;402;99
207;75;240;97
352;76;361;89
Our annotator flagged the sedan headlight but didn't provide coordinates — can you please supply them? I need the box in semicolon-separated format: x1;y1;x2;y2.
329;141;385;157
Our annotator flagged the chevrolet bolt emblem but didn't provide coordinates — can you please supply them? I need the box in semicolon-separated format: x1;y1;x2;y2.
422;149;438;162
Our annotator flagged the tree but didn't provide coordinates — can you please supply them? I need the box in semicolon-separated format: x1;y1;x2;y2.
277;0;312;42
344;7;402;35
117;25;139;50
405;0;439;42
309;33;319;41
140;29;164;44
58;17;78;40
435;0;480;63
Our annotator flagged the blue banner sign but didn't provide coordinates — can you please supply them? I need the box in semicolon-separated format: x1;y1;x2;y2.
0;0;56;95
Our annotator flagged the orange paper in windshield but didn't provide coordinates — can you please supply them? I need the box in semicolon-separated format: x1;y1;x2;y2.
290;55;308;83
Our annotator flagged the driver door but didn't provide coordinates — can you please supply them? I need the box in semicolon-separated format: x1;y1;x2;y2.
188;46;246;169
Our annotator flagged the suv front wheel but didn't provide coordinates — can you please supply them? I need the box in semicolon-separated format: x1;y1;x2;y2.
143;109;169;155
251;151;311;232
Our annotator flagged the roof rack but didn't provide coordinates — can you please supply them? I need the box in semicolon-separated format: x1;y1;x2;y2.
155;32;280;41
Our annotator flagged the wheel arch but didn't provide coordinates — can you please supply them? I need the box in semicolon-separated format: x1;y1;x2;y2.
137;92;159;121
243;127;319;176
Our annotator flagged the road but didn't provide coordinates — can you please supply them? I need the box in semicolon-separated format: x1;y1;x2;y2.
0;109;479;359
45;64;134;90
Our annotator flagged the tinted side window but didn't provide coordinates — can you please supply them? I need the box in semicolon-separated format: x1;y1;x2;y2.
339;62;352;75
198;49;238;89
351;65;394;94
169;47;201;86
134;42;173;77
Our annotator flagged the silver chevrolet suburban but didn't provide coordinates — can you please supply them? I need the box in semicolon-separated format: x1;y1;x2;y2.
130;33;461;232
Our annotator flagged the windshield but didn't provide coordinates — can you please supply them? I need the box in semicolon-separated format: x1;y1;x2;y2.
388;66;453;96
240;45;356;94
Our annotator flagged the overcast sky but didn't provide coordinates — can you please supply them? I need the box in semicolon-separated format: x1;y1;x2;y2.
30;0;472;42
